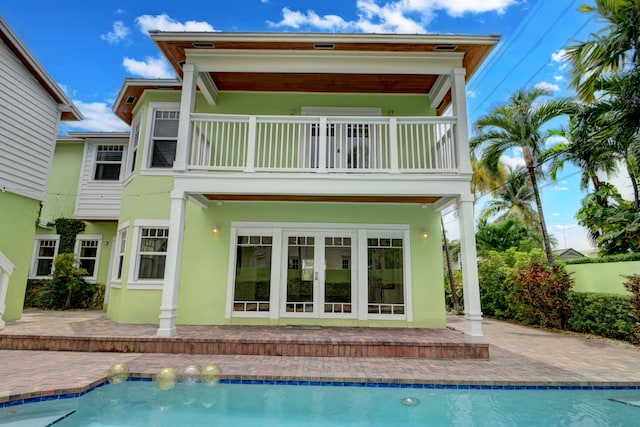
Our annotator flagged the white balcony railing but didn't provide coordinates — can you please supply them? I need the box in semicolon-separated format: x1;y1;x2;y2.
189;114;458;174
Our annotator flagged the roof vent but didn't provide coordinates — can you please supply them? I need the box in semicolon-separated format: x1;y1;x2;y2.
314;43;335;49
125;96;136;104
435;45;457;51
192;42;215;48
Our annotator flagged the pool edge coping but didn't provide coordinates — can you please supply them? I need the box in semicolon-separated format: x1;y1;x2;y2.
2;375;640;408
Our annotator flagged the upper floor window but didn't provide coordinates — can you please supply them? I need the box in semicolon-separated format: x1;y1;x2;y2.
94;145;124;180
128;116;141;175
150;110;179;168
30;236;60;278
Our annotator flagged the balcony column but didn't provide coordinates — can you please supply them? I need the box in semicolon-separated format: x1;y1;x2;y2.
157;190;187;337
173;64;198;172
457;193;483;341
450;67;472;175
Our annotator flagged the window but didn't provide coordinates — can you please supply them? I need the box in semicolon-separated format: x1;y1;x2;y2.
75;237;101;280
233;235;272;313
115;229;127;280
367;237;405;315
150;110;179;168
94;145;124;180
137;227;168;279
31;237;59;277
128;116;141;175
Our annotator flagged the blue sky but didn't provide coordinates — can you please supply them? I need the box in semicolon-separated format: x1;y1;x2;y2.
1;0;614;250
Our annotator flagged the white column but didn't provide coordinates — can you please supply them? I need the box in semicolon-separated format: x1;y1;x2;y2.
157;190;187;337
0;251;16;329
173;64;198;172
457;193;483;341
450;67;472;175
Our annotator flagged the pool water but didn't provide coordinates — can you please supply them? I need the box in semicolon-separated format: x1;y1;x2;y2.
2;381;639;427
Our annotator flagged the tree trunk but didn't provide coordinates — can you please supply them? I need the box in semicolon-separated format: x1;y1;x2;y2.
625;158;640;211
441;216;461;313
524;148;555;266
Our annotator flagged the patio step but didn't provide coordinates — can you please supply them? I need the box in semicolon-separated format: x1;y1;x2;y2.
0;333;489;359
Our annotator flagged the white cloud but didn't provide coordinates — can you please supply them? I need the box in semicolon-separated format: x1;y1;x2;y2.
552;212;561;217
64;101;130;132
553;185;569;191
553;224;577;231
123;56;175;78
101;21;130;44
553;75;564;82
551;48;567;63
269;7;352;31
467;89;477;99
269;0;518;33
499;154;525;169
534;81;560;92
545;134;568;146
136;14;215;33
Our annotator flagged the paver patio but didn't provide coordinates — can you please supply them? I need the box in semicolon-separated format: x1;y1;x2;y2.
1;310;639;403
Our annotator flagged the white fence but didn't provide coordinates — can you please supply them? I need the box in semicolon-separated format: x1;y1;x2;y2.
189;114;458;174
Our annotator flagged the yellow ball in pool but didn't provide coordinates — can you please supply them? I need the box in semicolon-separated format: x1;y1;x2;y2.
201;364;222;387
107;363;130;384
156;367;178;391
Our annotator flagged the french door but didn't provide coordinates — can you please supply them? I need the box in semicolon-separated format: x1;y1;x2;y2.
281;231;356;317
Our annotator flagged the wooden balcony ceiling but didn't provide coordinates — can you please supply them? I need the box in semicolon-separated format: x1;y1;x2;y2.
203;194;441;204
153;33;498;110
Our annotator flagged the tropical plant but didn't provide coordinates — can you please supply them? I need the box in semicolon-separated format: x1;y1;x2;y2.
480;166;539;228
470;155;507;199
576;183;640;254
470;87;575;265
565;0;640;102
475;217;546;255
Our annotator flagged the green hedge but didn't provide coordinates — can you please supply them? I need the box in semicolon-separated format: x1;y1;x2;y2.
568;292;637;344
563;253;640;265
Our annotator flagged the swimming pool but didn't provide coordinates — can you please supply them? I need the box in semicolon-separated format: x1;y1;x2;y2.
2;380;639;426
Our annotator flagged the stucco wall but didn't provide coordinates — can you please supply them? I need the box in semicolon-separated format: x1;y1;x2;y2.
566;261;639;295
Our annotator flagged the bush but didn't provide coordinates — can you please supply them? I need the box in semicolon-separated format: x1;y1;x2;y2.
23;254;103;310
568;293;637;343
478;248;546;319
623;274;640;341
564;253;640;265
444;269;463;311
513;262;573;329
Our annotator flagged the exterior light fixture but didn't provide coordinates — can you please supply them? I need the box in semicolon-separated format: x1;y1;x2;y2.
212;225;220;234
420;229;429;239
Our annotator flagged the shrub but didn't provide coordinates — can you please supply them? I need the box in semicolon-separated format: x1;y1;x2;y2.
563;253;640;265
23;253;102;310
513;262;573;329
477;248;547;319
444;269;463;311
623;274;640;341
568;292;637;344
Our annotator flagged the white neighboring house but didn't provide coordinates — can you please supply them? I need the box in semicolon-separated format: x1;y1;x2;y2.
0;17;82;325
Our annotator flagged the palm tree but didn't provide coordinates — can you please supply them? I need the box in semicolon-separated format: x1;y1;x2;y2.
543;109;618;192
470;88;575;266
480;167;539;228
565;0;640;102
470;155;507;200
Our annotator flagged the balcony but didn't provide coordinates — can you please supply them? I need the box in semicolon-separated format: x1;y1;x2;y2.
187;114;459;175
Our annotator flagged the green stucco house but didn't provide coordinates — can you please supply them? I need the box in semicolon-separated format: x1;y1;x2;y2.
0;18;81;328
27;31;498;340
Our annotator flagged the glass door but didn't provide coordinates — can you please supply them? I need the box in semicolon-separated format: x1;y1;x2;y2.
282;232;356;317
284;235;316;314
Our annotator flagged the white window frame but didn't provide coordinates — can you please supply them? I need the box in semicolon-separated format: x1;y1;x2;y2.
142;103;180;174
93;144;125;181
110;222;129;289
74;235;102;283
128;220;170;290
127;112;142;179
226;222;412;322
29;235;60;278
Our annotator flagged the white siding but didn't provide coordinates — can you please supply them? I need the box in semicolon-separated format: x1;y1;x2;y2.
74;142;126;220
0;39;60;201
